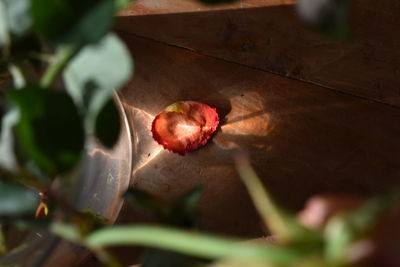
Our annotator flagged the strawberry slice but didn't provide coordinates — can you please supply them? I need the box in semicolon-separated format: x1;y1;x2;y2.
151;101;219;155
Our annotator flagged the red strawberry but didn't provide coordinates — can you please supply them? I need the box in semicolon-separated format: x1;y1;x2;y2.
151;101;219;155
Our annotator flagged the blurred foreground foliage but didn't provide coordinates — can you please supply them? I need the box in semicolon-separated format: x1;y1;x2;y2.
0;0;133;264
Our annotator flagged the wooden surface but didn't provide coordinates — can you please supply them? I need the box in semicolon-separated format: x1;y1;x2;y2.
80;3;400;265
82;20;400;267
119;0;294;16
116;30;400;238
116;0;400;106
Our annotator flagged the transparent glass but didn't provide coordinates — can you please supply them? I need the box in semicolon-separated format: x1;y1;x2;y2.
0;95;132;267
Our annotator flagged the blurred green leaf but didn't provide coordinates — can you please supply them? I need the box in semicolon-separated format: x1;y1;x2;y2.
49;212;107;245
0;64;25;174
324;189;400;264
324;215;350;264
8;64;25;88
0;106;19;172
0;165;44;192
86;225;305;264
64;33;133;146
50;222;81;243
95;98;121;148
235;154;319;243
7;85;84;176
0;0;32;47
31;0;114;45
0;1;9;48
347;190;400;233
296;0;351;39
0;180;38;217
210;259;268;267
115;0;134;11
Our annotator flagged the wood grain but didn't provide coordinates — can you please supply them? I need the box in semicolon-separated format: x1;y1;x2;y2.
117;30;400;239
116;1;400;106
119;0;294;16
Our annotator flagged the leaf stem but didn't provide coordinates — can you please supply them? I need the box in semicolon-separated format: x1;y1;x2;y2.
85;225;304;264
40;44;80;88
235;153;319;243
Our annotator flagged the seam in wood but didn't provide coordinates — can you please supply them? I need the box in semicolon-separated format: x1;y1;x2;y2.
115;29;400;111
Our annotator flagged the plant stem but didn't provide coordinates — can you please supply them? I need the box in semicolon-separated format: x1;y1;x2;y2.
40;44;80;88
85;225;305;264
235;153;319;243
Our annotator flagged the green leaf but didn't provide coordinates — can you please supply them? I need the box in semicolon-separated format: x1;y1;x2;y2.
324;189;400;263
86;225;304;264
8;64;25;88
296;0;351;39
7;85;84;176
1;0;31;38
50;222;81;243
31;0;114;45
0;0;32;47
211;259;270;267
95;98;121;148
115;0;134;11
235;154;319;243
0;106;19;172
0;1;10;48
324;216;351;264
64;33;133;144
0;180;38;217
